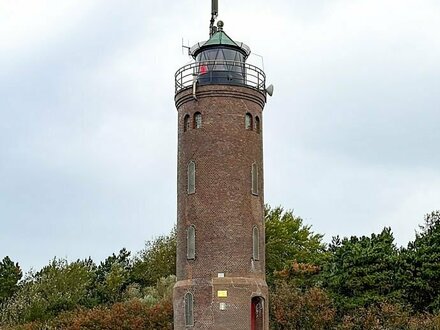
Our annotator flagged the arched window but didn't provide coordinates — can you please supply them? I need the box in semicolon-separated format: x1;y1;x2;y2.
253;226;260;261
184;114;190;132
251;162;258;195
188;161;196;194
187;225;196;260
184;292;194;326
245;113;253;130
255;116;260;133
194;112;202;129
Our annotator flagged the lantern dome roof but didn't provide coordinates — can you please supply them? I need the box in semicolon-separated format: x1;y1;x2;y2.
189;30;251;59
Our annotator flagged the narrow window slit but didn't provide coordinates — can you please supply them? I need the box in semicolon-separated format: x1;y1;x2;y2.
245;113;253;130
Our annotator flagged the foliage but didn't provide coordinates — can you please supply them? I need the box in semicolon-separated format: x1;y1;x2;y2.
334;302;440;330
0;257;22;303
335;303;408;330
95;248;131;284
5;207;440;329
270;281;335;329
0;258;96;325
323;227;402;312
95;248;131;304
265;205;327;286
55;299;173;330
401;211;440;312
2;276;175;330
141;275;175;306
130;230;176;287
274;261;322;291
3;299;173;330
0;240;177;328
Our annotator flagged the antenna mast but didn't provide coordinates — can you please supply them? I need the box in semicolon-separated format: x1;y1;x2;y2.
209;0;219;37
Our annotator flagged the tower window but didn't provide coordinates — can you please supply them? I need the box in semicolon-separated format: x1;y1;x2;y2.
253;226;260;261
187;225;196;260
245;113;253;130
184;114;190;132
251;163;258;195
184;292;194;326
188;161;196;194
194;112;202;129
255;116;260;133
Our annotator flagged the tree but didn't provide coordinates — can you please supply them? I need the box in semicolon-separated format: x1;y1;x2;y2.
323;227;402;312
265;205;326;285
130;230;176;287
95;248;131;304
96;248;131;283
0;258;96;325
0;256;22;303
401;211;440;312
16;276;176;330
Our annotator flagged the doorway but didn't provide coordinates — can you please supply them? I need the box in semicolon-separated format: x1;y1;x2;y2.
251;296;264;330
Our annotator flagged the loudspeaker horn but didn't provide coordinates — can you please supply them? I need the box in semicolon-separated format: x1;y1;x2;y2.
265;84;274;96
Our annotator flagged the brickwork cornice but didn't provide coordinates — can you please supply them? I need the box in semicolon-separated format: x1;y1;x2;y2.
175;85;266;109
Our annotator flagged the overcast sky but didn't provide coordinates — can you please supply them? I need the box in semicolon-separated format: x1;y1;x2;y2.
1;0;439;273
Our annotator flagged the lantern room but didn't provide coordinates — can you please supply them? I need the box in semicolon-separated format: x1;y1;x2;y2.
175;21;266;94
190;21;251;86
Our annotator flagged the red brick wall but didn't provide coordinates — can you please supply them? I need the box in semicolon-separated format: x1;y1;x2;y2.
173;85;269;330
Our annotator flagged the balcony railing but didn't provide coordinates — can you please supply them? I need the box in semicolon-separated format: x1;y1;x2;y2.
175;60;265;94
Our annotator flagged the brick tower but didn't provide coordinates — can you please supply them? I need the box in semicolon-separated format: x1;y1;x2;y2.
173;4;272;329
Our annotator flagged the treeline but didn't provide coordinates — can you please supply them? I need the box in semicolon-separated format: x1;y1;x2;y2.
268;208;440;329
1;207;440;329
0;235;176;329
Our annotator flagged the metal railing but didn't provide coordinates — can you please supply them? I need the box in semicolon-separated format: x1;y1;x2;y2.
175;60;265;94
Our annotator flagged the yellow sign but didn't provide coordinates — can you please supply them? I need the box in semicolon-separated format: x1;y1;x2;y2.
217;290;228;298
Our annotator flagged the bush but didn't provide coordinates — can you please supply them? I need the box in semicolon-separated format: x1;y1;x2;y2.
1;276;175;330
270;281;335;329
51;299;173;330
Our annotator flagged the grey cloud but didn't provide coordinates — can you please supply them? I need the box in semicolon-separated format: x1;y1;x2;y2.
1;0;439;272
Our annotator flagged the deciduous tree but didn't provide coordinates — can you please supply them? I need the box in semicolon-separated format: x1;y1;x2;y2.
265;206;326;285
130;230;176;287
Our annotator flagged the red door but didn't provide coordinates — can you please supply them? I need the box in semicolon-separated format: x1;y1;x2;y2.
251;299;256;330
251;297;264;330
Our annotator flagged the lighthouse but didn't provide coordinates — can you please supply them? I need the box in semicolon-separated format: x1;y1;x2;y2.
173;2;272;329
